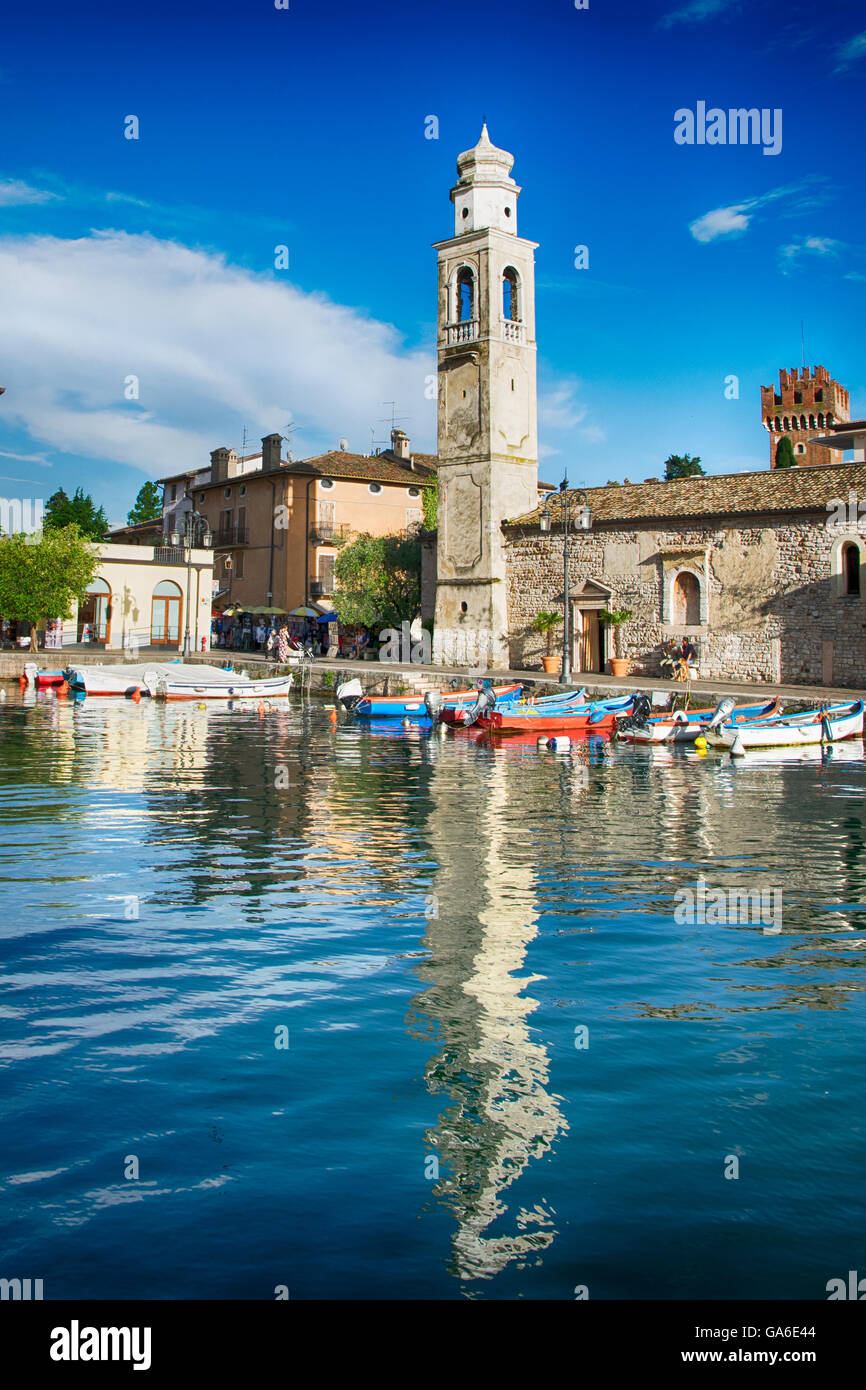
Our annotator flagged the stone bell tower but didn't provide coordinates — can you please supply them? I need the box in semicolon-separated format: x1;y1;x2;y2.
433;126;539;669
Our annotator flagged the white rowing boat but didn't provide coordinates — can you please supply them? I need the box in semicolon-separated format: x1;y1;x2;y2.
706;700;864;754
66;662;293;700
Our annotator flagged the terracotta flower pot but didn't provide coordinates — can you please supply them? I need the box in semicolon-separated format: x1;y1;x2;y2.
609;657;630;677
541;655;560;675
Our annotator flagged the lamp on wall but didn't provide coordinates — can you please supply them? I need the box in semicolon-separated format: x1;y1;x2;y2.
538;478;593;683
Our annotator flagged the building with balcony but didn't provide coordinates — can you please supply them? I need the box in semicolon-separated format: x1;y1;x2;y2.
159;429;437;614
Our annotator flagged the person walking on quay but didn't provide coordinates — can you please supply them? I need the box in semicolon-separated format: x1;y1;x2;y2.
277;623;290;664
266;624;276;658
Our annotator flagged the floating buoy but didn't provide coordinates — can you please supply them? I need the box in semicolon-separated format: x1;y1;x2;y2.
328;709;337;723
694;735;707;752
57;680;68;696
198;702;207;711
131;688;141;704
19;675;27;689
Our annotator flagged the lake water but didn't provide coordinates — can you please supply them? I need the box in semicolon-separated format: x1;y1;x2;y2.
1;687;865;1300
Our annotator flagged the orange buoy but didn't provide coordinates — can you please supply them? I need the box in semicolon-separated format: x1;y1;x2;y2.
131;688;141;704
328;709;337;723
57;680;69;696
19;675;27;688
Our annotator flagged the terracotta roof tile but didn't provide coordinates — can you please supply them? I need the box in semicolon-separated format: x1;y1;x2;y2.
504;461;866;528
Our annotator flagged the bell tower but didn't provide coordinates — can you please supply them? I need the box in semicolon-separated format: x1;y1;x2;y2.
433;126;539;669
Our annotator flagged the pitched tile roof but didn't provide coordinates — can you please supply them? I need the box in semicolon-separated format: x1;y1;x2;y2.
504;461;866;529
187;449;437;493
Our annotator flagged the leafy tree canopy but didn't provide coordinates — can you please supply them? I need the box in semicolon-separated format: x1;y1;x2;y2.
45;487;109;541
0;525;100;646
664;454;705;480
775;436;796;469
127;480;163;526
333;532;421;631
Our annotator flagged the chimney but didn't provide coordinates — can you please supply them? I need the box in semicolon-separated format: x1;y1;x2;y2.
261;433;282;471
390;428;410;460
210;447;239;482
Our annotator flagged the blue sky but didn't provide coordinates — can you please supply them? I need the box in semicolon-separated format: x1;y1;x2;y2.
1;0;864;524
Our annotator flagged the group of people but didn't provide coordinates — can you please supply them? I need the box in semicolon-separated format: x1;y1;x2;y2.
661;636;698;681
210;611;375;662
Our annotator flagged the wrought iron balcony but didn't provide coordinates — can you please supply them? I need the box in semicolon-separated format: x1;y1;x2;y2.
213;525;249;547
153;547;187;566
309;523;351;545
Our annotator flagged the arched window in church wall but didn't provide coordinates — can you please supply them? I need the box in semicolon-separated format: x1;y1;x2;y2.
502;266;521;322
672;570;701;627
456;267;475;323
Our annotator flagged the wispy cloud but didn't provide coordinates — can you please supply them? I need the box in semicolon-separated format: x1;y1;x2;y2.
0;178;61;207
779;235;844;272
834;31;866;73
538;379;605;456
659;0;737;30
0;448;52;466
689;180;822;243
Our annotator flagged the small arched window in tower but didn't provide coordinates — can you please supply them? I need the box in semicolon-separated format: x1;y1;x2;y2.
827;413;835;426
844;543;861;596
809;414;816;430
791;416;799;430
818;413;825;428
801;414;807;430
502;267;520;322
775;417;782;433
672;570;701;626
783;417;790;431
456;267;475;323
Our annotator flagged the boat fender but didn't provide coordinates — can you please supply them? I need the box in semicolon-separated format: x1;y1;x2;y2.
730;734;745;757
694;736;708;752
537;736;549;750
821;715;833;744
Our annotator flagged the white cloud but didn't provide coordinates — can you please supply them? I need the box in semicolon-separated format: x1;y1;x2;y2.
0;448;52;466
835;32;866;72
779;236;845;273
0;230;436;476
689;181;819;243
690;203;753;243
0;178;60;207
659;0;736;30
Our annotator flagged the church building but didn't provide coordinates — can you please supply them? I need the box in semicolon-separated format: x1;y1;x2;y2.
429;129;866;688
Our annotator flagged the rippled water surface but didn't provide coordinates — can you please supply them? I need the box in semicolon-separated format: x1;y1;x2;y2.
1;687;865;1299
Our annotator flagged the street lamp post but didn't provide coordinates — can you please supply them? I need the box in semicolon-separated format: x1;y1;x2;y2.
539;477;592;684
171;507;212;657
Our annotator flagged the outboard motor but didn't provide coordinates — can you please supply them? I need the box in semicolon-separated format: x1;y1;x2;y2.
461;686;496;728
23;661;38;688
424;690;443;721
336;676;364;710
616;693;653;734
706;696;736;731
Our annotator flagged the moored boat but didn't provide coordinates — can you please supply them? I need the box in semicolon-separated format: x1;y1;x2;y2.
438;685;588;726
144;666;293;700
23;663;67;689
478;693;635;735
706;699;864;753
353;682;523;720
617;697;781;744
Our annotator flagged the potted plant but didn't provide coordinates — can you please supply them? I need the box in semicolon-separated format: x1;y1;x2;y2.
599;608;633;677
530;610;563;675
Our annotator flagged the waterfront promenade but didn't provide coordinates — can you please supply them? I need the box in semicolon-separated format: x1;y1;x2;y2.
1;645;863;709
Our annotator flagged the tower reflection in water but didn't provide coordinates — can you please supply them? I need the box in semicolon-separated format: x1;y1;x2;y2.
408;752;569;1282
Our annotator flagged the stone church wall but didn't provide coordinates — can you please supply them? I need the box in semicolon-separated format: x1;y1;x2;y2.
504;513;866;687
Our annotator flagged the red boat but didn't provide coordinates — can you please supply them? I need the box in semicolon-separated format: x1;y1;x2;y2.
478;693;635;736
437;682;524;723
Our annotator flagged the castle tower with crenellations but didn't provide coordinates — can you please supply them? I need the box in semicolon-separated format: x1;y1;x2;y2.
761;366;850;468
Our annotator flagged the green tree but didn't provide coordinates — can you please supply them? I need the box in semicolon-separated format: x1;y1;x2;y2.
0;525;99;650
127;480;163;525
333;532;421;631
422;480;437;530
664;453;705;480
45;487;109;541
775;436;796;469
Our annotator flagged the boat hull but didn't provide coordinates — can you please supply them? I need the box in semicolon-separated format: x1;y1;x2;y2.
618;699;781;744
706;701;864;753
355;682;522;720
480;696;633;735
146;671;293;700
